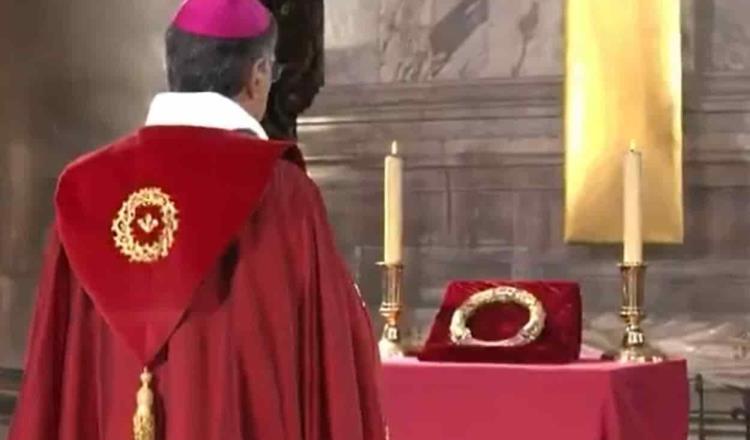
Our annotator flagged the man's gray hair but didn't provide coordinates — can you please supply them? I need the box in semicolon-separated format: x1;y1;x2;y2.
165;18;278;97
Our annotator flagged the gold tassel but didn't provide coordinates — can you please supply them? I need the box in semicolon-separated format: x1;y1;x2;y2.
133;367;155;440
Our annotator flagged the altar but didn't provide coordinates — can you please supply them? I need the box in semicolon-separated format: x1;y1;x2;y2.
382;358;689;440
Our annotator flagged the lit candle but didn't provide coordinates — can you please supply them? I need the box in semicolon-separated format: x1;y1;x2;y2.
623;141;643;264
384;141;403;265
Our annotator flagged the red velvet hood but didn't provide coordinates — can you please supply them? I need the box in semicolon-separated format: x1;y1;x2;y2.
54;126;298;365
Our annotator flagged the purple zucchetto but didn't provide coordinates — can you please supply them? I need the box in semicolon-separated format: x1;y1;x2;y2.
172;0;271;39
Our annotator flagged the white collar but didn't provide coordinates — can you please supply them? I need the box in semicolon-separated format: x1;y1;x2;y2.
144;92;269;140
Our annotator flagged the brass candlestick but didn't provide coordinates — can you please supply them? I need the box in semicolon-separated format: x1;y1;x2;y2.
604;263;665;363
378;262;405;359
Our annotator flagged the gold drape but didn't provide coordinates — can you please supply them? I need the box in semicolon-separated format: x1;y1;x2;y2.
564;0;683;243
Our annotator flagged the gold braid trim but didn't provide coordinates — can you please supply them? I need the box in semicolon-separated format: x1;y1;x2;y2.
133;368;155;440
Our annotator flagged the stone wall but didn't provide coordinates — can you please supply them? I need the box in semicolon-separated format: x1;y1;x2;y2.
301;0;750;347
0;0;182;369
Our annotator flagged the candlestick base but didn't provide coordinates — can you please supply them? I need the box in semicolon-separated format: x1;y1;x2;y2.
378;263;406;360
603;342;665;363
378;323;405;359
602;263;665;364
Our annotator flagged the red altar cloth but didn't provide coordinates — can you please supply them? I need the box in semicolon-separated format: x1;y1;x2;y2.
382;358;688;440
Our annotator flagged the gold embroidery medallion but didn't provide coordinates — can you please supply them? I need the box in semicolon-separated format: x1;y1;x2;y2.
112;187;179;263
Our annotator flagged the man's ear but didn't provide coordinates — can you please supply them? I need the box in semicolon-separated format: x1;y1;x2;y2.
248;57;271;97
245;58;267;99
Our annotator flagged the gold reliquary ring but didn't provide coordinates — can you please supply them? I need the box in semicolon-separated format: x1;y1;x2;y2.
449;286;546;347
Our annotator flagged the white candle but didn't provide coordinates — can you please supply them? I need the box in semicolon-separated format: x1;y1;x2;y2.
384;141;403;265
623;142;643;264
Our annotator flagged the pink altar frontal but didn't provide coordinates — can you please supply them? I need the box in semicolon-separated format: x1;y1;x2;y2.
382;358;689;440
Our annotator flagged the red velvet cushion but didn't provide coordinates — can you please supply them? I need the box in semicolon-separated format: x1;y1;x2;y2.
418;280;582;364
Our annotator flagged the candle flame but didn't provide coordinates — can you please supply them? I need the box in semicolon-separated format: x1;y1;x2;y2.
629;139;637;152
390;141;398;156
